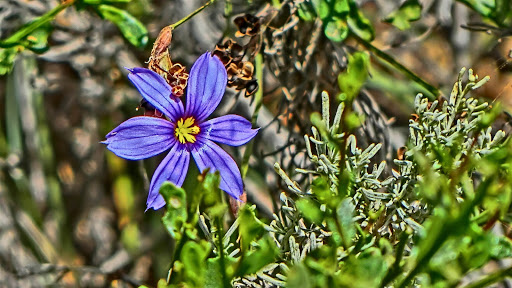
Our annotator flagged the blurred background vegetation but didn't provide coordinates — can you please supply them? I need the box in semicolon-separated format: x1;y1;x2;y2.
0;0;511;287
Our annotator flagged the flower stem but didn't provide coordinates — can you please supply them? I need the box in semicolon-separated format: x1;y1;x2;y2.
241;53;264;178
169;0;217;30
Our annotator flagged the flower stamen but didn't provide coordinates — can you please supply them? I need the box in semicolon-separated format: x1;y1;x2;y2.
175;117;200;144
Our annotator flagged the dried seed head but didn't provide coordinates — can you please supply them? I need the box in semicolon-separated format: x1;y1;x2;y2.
147;26;189;98
213;37;259;97
234;14;261;37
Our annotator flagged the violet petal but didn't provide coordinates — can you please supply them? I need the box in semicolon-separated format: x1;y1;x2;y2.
191;139;243;199
127;67;184;122
103;116;175;160
146;144;190;211
185;52;227;122
200;114;259;146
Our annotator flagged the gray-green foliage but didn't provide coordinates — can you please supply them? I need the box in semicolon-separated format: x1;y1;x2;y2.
154;67;512;288
151;64;512;287
232;68;512;287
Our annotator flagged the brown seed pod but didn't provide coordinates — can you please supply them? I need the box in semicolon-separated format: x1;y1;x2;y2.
234;14;261;37
213;38;259;97
147;26;189;98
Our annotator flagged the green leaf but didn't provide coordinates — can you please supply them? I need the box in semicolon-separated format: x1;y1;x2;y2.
236;236;279;276
334;0;350;14
83;0;131;4
121;223;140;253
338;248;387;287
238;205;265;252
157;279;169;288
0;1;71;48
491;235;512;259
302;0;350;42
336;198;356;243
205;258;224;288
297;0;318;21
338;51;370;103
296;198;324;224
198;171;221;206
384;0;422;30
344;111;363;131
181;241;211;287
337;168;354;198
347;0;375;41
97;4;148;48
317;0;331;19
312;176;334;205
197;172;227;218
457;0;495;18
205;256;237;288
286;263;313;288
324;17;349;42
160;182;187;240
495;0;512;25
0;47;20;75
24;24;53;53
316;0;349;19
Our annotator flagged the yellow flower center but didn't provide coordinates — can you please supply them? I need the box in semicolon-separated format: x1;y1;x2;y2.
175;117;200;144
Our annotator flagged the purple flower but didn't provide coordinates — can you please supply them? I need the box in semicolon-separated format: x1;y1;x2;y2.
103;52;258;211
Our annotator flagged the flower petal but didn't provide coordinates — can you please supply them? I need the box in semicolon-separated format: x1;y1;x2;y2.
185;52;227;122
191;139;243;199
146;144;190;211
127;67;184;122
103;116;175;160
200;115;259;146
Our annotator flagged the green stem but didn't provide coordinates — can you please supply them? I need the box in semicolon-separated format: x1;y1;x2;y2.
396;226;447;288
461;266;512;288
241;53;263;178
0;0;75;47
350;32;441;100
215;216;230;287
380;231;409;287
169;0;217;30
333;211;350;251
168;233;189;283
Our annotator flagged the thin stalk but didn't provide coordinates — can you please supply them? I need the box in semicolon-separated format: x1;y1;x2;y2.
215;216;231;287
336;98;353;199
0;0;75;47
241;53;264;178
461;266;512;288
380;231;409;287
5;59;22;154
168;233;190;284
350;32;441;100
169;0;217;30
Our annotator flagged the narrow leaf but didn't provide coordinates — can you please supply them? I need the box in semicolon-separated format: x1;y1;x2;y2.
97;4;148;48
